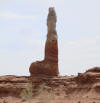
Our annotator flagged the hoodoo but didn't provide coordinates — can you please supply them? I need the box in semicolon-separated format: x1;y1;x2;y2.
29;7;59;76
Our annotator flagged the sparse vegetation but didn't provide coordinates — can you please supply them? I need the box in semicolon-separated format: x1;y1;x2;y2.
20;83;97;103
20;82;54;103
20;82;33;103
78;101;81;103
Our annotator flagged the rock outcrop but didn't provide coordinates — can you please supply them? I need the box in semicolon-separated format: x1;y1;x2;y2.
76;67;100;84
29;7;59;77
0;67;100;103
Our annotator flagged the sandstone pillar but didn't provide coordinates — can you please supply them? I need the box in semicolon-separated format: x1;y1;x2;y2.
29;7;59;77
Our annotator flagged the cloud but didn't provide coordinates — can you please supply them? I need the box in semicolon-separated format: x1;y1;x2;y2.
0;11;35;19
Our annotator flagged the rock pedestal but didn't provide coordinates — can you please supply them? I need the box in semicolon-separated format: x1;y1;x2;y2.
29;7;59;77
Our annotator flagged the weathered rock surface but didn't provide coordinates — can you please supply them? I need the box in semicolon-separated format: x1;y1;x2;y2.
29;7;59;77
0;67;100;103
76;67;100;84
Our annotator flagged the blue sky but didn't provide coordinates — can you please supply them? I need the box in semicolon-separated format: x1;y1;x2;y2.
0;0;100;76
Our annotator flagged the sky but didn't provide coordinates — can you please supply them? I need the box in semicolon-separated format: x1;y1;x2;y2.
0;0;100;76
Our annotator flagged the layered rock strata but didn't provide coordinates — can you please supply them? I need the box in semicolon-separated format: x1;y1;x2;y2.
0;67;100;103
29;7;59;76
76;67;100;84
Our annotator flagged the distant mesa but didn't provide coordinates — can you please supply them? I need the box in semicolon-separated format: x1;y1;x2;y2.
29;7;59;77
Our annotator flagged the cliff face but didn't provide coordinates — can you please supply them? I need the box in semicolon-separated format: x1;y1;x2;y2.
0;67;100;103
29;7;59;77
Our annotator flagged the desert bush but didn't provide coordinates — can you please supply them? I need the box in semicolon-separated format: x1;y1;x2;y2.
78;101;81;103
20;82;33;103
20;82;54;103
37;84;54;103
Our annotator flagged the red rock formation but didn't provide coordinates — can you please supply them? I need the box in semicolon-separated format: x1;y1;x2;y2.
0;71;100;103
29;7;59;77
76;67;100;84
86;67;100;72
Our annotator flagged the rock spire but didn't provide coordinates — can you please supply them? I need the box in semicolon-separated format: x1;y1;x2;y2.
29;7;59;76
